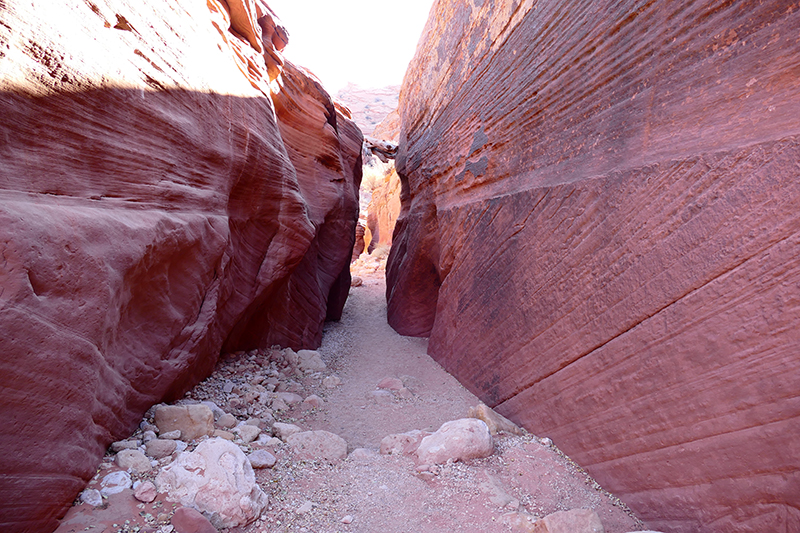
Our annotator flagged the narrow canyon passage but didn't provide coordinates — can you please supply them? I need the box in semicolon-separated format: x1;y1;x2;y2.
55;267;646;533
303;270;481;448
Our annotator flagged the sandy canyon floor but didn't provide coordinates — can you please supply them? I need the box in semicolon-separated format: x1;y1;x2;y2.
55;258;647;533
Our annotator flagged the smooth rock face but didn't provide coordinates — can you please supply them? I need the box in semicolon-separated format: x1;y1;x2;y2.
415;419;493;465
155;438;267;529
387;1;800;531
0;1;361;530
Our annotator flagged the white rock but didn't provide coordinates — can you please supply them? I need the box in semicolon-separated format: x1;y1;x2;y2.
115;449;151;473
341;515;354;524
160;430;182;440
273;422;303;441
296;350;326;372
155;438;268;529
142;430;158;443
79;488;103;507
416;418;493;465
100;470;131;497
287;430;347;463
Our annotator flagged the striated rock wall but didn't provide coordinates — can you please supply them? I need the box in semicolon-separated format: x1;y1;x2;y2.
388;1;800;531
0;1;360;531
366;164;402;253
363;112;402;253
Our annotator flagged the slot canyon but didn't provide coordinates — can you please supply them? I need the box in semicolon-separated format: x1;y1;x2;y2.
0;1;798;533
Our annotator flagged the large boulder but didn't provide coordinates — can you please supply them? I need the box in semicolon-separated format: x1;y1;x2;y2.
287;430;348;464
155;438;267;528
0;1;361;530
387;0;800;531
415;419;493;465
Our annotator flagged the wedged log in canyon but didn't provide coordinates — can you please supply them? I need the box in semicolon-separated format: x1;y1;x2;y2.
0;1;360;531
387;1;800;531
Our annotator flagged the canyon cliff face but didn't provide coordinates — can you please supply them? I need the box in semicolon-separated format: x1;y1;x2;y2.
0;1;360;531
388;1;800;531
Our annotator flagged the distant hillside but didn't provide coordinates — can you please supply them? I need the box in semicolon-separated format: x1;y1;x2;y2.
335;83;400;135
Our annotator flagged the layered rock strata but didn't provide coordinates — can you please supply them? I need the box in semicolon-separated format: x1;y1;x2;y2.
0;1;360;531
387;1;800;531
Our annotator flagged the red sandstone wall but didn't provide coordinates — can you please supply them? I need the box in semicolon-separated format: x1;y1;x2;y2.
387;1;800;531
366;166;402;252
0;1;360;531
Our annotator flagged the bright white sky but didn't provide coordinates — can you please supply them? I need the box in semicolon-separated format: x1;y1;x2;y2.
266;0;435;93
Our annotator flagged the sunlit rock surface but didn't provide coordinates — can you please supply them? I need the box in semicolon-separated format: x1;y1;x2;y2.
363;113;402;253
335;83;399;135
387;1;800;531
0;1;360;531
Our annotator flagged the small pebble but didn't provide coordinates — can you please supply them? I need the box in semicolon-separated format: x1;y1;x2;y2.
341;515;354;524
296;501;313;514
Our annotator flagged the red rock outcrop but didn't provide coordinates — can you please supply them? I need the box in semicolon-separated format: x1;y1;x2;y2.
0;1;360;531
387;1;800;531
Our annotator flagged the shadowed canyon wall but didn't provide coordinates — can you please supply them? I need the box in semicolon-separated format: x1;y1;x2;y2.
387;1;800;531
0;1;360;531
